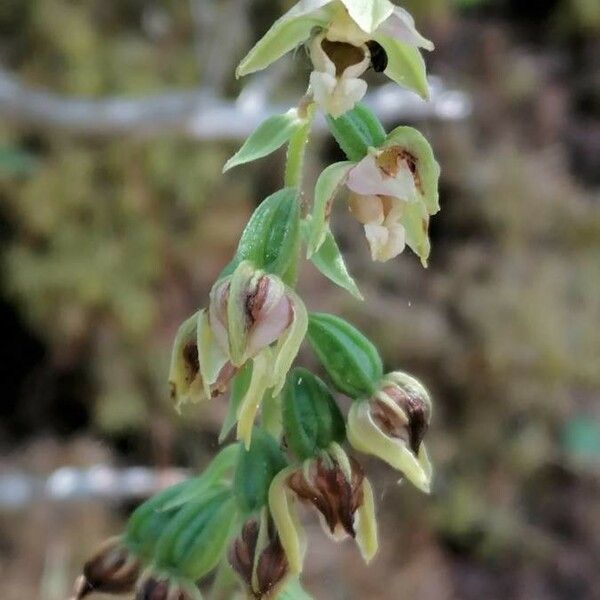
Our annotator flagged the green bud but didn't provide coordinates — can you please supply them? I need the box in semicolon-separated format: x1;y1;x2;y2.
231;188;300;285
326;103;387;162
307;313;383;398
234;428;288;514
282;368;346;460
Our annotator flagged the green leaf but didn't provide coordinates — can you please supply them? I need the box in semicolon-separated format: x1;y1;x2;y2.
339;0;394;33
307;312;383;398
236;1;330;77
234;428;288;514
306;161;353;256
282;367;346;460
223;110;303;172
375;34;430;99
302;219;363;300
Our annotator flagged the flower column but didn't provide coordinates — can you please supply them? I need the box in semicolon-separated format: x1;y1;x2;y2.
73;1;441;599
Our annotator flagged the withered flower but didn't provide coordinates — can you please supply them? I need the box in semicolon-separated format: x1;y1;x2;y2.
135;575;202;600
348;371;433;493
71;537;140;599
229;516;289;599
269;448;377;574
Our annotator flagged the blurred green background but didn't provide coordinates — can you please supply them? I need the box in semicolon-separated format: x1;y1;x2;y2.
0;1;599;598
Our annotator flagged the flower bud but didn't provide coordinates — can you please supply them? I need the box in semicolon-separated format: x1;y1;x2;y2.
71;537;140;599
307;312;383;398
348;371;433;493
229;513;289;599
282;368;346;460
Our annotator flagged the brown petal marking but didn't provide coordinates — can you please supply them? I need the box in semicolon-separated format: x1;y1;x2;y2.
75;539;140;598
228;520;259;587
229;518;288;599
288;458;365;539
182;342;200;385
321;40;366;76
374;386;430;454
377;148;423;193
246;276;271;324
136;577;170;600
256;531;288;598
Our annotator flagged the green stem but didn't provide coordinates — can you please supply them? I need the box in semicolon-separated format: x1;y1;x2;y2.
284;101;316;189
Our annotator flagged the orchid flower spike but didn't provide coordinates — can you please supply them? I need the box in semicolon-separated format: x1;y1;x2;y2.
237;0;434;116
347;371;433;493
308;126;440;265
268;446;378;574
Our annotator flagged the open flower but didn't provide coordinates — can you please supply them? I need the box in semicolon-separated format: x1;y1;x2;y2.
229;514;289;599
237;0;433;116
347;371;433;493
71;537;140;599
307;126;440;265
268;447;377;574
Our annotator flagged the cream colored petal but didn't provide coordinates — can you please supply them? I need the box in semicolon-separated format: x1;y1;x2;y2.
197;309;229;401
348;193;385;226
271;288;308;395
378;6;434;50
269;468;306;574
236;350;272;449
355;478;378;563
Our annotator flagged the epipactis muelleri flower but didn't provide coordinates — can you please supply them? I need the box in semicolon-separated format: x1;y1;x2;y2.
170;261;307;448
237;0;433;117
348;371;433;493
307;126;440;265
268;444;377;574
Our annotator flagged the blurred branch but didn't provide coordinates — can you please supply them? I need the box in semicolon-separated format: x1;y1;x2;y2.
0;68;471;140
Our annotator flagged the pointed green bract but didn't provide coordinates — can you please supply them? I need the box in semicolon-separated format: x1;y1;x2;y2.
220;362;253;443
223;110;303;172
303;219;363;300
234;427;288;514
375;34;430;99
236;1;330;77
307;161;353;256
307;312;383;398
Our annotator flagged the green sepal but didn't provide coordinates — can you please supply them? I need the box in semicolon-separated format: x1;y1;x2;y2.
223;109;304;172
302;218;362;300
307;312;383;398
220;361;253;443
384;126;441;215
233;188;301;285
374;34;430;99
326;103;387;162
282;367;346;461
234;427;288;514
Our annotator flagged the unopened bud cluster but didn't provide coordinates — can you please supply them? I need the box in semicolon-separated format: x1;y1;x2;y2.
74;1;440;598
